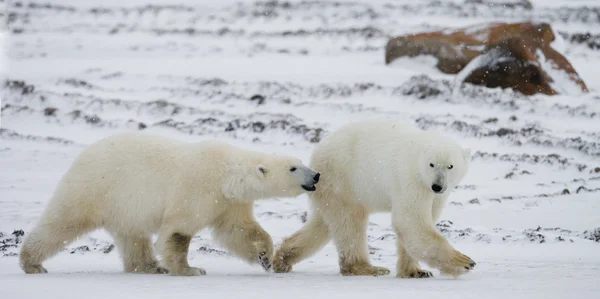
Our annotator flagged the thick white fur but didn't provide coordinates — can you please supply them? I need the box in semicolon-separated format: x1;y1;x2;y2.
273;118;475;277
19;131;318;276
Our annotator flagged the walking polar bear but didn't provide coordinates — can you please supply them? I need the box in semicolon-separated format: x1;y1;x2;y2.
273;119;475;278
19;132;320;276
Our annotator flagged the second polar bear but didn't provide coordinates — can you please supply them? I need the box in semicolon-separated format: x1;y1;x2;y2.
19;132;320;276
273;119;475;278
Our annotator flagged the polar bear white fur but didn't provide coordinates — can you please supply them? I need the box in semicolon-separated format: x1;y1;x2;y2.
273;118;475;278
19;132;320;276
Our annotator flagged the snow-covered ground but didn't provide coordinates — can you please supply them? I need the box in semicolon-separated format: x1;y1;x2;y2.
1;0;599;298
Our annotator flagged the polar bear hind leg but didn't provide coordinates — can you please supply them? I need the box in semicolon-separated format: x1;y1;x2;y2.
274;192;390;276
19;196;99;274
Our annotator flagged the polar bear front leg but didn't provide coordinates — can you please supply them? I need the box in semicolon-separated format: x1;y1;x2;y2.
394;233;433;278
157;229;206;276
211;203;274;271
112;234;168;274
392;202;475;277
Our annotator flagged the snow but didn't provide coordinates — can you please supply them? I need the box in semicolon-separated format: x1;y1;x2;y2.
1;0;599;298
2;244;599;299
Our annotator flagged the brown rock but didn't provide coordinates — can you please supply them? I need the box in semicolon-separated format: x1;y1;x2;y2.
385;22;588;96
463;37;555;95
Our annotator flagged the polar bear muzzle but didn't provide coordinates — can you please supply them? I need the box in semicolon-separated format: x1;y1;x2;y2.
431;173;447;194
296;166;320;192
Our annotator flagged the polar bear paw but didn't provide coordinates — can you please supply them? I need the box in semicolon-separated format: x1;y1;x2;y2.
142;266;170;274
398;268;433;279
438;250;476;277
272;254;292;273
341;263;390;276
258;251;272;271
22;264;48;274
272;247;296;273
170;266;207;276
129;262;170;274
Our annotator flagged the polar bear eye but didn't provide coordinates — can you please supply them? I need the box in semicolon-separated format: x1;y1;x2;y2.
429;163;434;168
290;167;297;172
448;165;454;169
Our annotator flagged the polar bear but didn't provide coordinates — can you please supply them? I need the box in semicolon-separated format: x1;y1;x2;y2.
273;118;475;278
19;131;320;276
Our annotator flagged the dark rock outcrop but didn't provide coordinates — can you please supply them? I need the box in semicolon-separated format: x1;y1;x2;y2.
385;22;588;95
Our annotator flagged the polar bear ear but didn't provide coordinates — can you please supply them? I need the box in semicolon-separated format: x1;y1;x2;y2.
462;147;472;160
257;164;267;176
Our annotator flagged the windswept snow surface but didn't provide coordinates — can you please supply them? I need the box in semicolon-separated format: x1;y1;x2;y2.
1;0;599;298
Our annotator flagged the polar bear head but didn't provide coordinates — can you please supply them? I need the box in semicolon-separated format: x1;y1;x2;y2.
417;139;471;195
222;154;320;201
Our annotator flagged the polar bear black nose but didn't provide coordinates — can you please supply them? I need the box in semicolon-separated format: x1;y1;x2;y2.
431;184;443;192
313;173;320;183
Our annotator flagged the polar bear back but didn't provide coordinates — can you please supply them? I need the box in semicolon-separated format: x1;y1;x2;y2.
49;132;232;233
